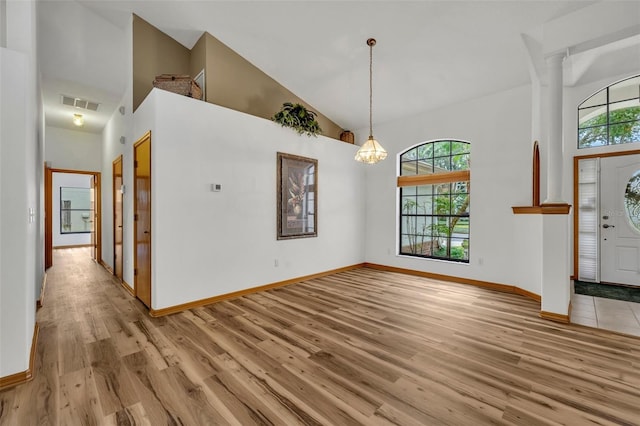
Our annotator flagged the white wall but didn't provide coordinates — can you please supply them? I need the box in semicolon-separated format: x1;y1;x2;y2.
52;172;92;247
45;126;102;171
101;15;133;288
0;0;39;378
134;89;365;310
360;84;532;288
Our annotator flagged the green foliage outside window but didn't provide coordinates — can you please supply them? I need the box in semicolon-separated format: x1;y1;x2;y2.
579;107;640;148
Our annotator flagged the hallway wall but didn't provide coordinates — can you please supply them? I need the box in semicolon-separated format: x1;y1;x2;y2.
0;0;41;378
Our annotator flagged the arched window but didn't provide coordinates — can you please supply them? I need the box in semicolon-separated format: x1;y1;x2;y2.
578;75;640;148
398;140;470;262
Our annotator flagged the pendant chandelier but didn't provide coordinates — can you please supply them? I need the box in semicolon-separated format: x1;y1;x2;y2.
355;38;387;164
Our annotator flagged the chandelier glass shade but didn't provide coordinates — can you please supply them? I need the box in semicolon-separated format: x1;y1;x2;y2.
355;38;387;164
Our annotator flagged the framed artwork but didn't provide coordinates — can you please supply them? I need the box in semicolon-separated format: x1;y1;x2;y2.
277;152;318;240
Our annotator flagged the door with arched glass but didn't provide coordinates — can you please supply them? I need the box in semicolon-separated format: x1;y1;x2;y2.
600;155;640;286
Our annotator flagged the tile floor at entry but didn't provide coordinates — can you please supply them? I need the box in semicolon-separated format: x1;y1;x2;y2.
571;282;640;337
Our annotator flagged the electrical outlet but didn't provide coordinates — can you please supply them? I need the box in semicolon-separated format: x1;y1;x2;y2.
274;259;279;267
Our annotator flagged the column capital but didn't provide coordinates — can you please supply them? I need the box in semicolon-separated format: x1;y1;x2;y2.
545;51;567;65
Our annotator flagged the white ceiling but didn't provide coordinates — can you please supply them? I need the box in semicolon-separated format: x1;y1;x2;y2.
37;1;640;135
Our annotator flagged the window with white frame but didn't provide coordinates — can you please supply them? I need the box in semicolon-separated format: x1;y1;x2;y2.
578;75;640;149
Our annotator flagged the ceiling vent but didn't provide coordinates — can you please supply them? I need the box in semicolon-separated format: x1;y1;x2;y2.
61;95;100;111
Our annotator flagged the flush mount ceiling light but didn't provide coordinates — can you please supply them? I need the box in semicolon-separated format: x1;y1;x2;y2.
72;113;84;127
355;38;387;164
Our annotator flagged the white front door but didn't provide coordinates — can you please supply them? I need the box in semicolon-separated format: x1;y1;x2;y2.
600;154;640;286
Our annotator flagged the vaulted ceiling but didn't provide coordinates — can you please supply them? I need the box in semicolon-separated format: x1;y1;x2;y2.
37;1;640;135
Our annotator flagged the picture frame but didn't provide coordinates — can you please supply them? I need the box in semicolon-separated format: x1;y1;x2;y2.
277;152;318;240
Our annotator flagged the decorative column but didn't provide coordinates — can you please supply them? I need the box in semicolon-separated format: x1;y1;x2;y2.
512;51;572;323
544;53;566;204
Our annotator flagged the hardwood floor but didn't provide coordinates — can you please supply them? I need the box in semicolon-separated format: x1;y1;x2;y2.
2;248;640;425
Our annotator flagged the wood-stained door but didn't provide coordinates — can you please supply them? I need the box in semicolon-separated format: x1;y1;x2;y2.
134;132;152;308
45;164;53;269
113;156;123;281
90;175;96;260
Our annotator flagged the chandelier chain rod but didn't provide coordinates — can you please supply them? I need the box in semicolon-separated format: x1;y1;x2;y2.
369;40;373;138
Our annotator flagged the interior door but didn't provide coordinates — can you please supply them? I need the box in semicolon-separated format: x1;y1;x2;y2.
45;165;53;269
90;175;96;260
134;132;152;308
600;154;640;286
113;156;123;280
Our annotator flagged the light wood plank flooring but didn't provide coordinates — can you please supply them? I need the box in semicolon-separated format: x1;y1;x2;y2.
1;248;640;425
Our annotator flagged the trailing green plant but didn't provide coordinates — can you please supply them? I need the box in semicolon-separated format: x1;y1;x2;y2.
272;102;323;137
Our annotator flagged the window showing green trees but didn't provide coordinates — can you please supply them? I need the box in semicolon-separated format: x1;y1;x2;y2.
578;75;640;148
398;140;470;262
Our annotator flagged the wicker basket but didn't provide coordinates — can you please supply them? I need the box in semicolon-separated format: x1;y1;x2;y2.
340;130;355;144
152;74;203;100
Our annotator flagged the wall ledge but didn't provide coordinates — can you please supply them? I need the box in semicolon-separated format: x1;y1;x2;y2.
512;203;571;215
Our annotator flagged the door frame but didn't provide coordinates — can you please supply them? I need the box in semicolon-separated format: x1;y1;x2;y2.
45;167;102;268
573;148;640;280
133;131;152;307
113;155;124;281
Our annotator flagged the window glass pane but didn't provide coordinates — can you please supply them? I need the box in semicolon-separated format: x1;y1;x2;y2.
579;126;608;148
400;214;416;234
400;234;416;254
452;181;469;194
401;186;417;197
433;141;451;157
451;141;470;155
416;159;434;175
609;100;640;124
452;217;470;236
625;170;640;232
434;156;450;171
449;237;468;260
417;185;433;196
401;197;417;214
417;195;433;214
610;77;639;103
434;194;451;215
579;105;607;127
451;153;470;170
579;89;607;109
435;183;451;195
416;216;432;236
401;161;417;176
401;148;417;161
609;121;640;145
433;239;448;258
452;193;470;214
417;143;433;160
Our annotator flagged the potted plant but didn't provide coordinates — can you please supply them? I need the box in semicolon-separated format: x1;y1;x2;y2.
272;102;323;137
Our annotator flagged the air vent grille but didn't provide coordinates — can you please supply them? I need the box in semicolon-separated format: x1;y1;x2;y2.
61;95;100;111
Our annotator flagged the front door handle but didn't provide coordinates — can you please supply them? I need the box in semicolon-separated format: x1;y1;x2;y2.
603;224;615;229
